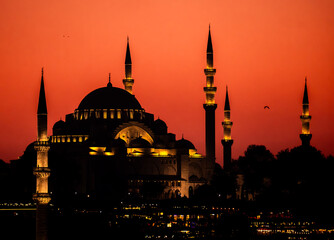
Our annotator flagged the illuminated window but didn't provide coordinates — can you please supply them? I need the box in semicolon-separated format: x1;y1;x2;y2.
95;110;101;119
103;109;107;119
117;109;121;119
129;109;134;119
84;111;88;119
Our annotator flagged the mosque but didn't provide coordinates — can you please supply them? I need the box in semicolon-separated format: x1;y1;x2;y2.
27;27;312;207
28;29;223;205
10;26;314;239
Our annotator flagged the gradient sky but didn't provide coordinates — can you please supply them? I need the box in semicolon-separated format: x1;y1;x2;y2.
0;0;333;166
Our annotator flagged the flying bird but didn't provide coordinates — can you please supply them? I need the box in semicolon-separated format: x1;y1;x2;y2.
264;106;270;109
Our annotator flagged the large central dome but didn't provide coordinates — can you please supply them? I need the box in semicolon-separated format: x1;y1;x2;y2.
78;84;142;110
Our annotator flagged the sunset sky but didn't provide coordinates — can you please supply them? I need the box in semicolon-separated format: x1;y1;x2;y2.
0;0;333;166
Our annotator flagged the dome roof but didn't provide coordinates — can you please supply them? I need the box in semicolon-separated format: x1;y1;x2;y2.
111;138;127;148
53;120;65;129
53;120;66;135
129;137;152;148
78;85;142;110
152;118;168;135
175;138;195;149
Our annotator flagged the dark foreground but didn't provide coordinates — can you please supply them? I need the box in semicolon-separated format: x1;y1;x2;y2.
1;199;334;240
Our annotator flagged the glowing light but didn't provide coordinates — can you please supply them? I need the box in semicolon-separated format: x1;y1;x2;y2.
103;152;114;156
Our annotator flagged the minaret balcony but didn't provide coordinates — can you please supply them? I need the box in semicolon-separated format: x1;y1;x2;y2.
204;86;217;93
204;69;216;76
34;140;50;147
222;121;233;127
34;142;50;152
33;167;51;178
300;115;312;120
33;193;51;205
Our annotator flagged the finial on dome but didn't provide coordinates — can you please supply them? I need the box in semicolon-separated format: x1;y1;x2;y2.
107;73;112;87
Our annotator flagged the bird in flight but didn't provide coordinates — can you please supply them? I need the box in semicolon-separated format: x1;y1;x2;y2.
264;106;270;109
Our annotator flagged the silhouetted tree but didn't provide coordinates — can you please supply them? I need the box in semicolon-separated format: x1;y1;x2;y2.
141;181;165;199
274;145;333;220
193;184;217;200
211;163;236;199
236;145;275;200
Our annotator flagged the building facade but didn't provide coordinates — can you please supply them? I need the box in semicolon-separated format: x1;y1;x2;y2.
23;32;222;202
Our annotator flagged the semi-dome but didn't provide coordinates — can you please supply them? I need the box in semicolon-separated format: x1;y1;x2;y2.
78;85;142;110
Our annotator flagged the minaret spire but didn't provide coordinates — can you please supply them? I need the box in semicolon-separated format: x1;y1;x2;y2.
37;68;47;115
123;37;134;94
300;77;312;146
207;26;213;67
203;25;217;181
222;86;233;170
34;68;51;240
224;86;230;111
303;77;309;104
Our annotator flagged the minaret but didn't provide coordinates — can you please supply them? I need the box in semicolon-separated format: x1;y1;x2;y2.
33;68;51;240
221;86;233;170
123;37;134;94
203;26;217;179
300;77;312;146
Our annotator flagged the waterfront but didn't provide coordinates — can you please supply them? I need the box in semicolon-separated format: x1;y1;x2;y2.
1;200;334;240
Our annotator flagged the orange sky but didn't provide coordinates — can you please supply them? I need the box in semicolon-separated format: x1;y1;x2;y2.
0;0;333;165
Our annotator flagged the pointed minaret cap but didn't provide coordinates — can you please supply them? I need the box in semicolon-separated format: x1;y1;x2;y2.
125;36;132;64
207;25;213;54
37;68;47;114
224;86;230;111
303;77;309;104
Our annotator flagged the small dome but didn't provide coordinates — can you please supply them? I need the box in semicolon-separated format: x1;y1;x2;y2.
152;118;167;135
111;138;126;148
53;120;65;129
129;137;151;148
78;85;142;110
53;120;66;135
175;138;195;149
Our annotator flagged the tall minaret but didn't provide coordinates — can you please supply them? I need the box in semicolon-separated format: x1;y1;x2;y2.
300;77;312;146
123;37;134;94
203;26;217;178
221;86;233;170
33;68;51;240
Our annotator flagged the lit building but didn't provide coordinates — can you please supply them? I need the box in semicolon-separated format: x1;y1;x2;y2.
22;32;222;202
